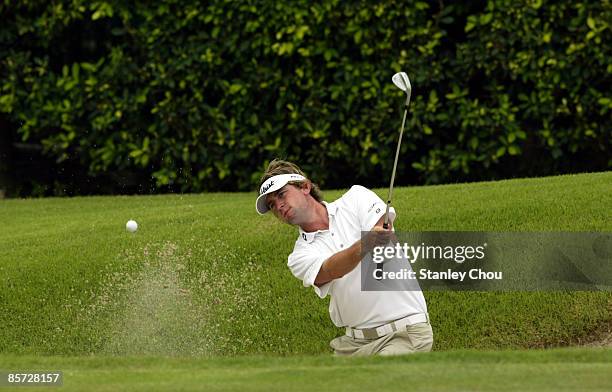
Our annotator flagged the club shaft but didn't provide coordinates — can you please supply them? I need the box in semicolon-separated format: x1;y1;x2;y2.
384;105;409;227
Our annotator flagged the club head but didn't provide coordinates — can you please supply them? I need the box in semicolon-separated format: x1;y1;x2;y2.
392;72;411;93
392;72;411;106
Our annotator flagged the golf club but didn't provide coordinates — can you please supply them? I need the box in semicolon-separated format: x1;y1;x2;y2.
376;71;412;278
384;71;411;229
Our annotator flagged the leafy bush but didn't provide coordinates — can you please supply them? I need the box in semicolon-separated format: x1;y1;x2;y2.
1;0;610;195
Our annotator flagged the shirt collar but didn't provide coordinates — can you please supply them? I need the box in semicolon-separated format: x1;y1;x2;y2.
323;200;338;216
298;201;337;243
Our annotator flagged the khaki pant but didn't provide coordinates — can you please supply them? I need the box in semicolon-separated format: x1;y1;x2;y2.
330;322;433;356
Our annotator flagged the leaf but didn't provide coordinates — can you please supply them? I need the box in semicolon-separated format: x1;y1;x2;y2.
412;162;425;171
465;20;475;33
480;13;492;25
71;63;80;80
295;25;309;39
470;137;478;150
354;30;362;43
229;84;242;94
587;17;596;30
92;9;104;20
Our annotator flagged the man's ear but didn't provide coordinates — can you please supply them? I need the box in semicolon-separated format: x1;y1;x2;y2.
301;181;311;195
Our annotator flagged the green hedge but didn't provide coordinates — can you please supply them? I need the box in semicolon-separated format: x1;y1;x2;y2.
1;0;610;195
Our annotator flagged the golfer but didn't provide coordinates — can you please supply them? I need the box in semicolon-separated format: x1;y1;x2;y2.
256;159;433;356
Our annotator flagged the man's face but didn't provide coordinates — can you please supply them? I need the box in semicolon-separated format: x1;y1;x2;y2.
265;183;309;224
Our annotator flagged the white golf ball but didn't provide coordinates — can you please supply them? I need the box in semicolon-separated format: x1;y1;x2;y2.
126;220;138;233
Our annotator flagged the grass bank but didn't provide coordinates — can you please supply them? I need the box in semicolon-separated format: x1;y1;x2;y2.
0;172;610;355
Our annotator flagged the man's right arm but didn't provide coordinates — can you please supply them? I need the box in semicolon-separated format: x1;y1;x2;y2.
314;221;392;286
314;240;362;286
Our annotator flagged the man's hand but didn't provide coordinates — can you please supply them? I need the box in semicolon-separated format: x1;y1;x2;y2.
362;225;391;254
362;217;397;256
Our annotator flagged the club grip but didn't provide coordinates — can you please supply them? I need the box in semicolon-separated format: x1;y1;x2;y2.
375;222;388;280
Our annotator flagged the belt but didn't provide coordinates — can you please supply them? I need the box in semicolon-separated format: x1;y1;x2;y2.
345;313;429;340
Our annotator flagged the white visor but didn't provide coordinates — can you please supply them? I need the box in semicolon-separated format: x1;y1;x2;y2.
256;174;306;214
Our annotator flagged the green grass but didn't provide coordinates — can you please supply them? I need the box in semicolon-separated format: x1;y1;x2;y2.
1;348;611;391
0;172;611;356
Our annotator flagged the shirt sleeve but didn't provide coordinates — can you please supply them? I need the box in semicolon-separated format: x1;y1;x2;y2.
349;185;396;231
287;245;333;298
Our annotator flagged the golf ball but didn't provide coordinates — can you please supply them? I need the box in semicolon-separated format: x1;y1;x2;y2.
126;220;138;233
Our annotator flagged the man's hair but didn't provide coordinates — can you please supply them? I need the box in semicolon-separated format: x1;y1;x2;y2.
259;158;323;202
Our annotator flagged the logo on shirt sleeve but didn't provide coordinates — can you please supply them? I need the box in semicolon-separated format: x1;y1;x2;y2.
368;202;382;214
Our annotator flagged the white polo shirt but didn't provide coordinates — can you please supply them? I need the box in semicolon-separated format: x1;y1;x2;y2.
287;185;428;329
